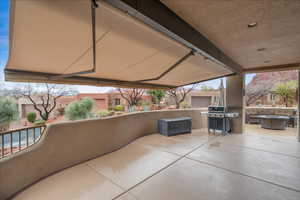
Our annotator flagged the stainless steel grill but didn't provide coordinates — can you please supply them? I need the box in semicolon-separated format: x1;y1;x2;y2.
201;106;239;135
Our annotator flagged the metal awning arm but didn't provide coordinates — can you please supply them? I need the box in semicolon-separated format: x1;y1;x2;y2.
53;0;98;79
135;50;195;82
91;0;98;71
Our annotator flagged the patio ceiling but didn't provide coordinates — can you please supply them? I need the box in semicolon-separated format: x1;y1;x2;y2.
5;0;300;88
161;0;300;72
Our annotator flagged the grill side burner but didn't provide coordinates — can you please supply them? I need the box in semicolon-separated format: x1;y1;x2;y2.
201;106;239;135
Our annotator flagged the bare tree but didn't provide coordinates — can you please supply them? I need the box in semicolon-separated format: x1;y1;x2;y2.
166;84;198;109
18;83;77;121
0;88;21;99
117;88;145;107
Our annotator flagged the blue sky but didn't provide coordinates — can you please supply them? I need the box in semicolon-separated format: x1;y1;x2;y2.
0;0;254;92
0;0;9;69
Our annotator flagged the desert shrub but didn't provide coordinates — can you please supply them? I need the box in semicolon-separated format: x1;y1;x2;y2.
114;105;124;111
98;110;114;117
88;113;100;119
65;97;95;120
34;119;46;126
27;112;37;123
273;81;297;107
80;98;94;111
139;101;150;106
180;101;191;109
0;97;18;130
139;101;150;111
147;89;165;104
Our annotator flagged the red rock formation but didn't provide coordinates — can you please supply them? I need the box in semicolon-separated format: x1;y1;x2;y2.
246;70;298;105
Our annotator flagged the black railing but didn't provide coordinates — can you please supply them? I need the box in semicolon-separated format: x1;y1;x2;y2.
0;125;46;158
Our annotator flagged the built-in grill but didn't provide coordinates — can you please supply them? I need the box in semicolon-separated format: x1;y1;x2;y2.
201;106;239;135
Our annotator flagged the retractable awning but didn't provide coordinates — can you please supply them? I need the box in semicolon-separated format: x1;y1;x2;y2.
5;0;235;89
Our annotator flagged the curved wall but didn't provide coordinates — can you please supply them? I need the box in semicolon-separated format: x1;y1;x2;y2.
0;109;207;200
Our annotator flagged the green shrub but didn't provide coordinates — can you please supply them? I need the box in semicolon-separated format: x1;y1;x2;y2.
139;101;150;111
180;101;191;109
34;119;45;126
114;105;124;111
273;81;297;107
88;113;100;119
139;101;150;106
98;110;113;117
147;89;165;104
65;97;95;120
0;97;18;126
27;112;37;123
80;98;94;111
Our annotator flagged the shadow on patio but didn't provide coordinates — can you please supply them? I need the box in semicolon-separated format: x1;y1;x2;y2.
11;128;300;200
245;124;298;139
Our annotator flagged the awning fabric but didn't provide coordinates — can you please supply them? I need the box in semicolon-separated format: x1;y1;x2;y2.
5;0;233;89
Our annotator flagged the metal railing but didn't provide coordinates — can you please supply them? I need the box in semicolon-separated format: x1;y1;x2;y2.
0;125;46;159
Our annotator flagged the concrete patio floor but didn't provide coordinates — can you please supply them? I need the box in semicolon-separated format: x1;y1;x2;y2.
245;124;298;139
13;130;300;200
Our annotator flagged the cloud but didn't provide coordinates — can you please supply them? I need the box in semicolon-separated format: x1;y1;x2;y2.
76;85;113;93
0;71;25;89
0;70;113;93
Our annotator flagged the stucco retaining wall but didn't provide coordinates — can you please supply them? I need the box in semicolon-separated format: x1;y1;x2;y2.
246;107;297;116
0;109;207;200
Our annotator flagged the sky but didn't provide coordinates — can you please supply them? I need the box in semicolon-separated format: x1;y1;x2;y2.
0;0;254;93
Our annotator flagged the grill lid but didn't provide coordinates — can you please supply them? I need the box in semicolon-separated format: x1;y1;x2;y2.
208;106;226;113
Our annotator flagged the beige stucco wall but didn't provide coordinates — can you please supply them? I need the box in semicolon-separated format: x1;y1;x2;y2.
245;107;297;116
185;90;219;107
226;75;244;133
0;109;207;200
